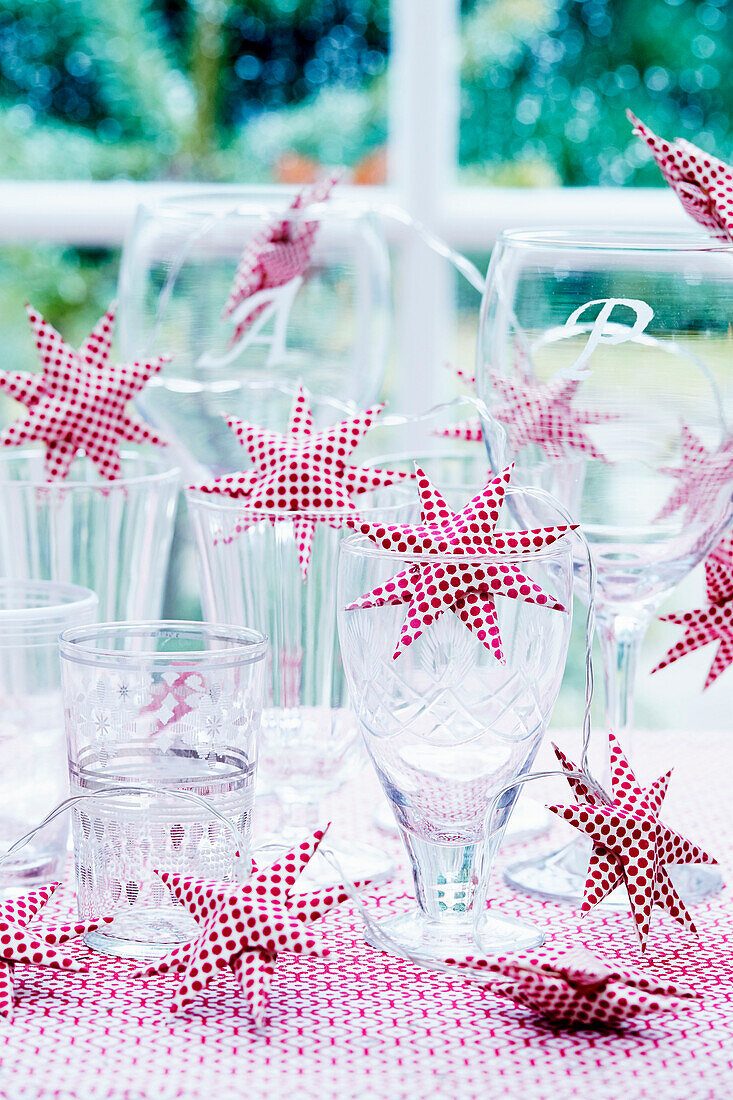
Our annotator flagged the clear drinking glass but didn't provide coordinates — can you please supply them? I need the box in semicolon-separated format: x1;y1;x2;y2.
117;191;391;476
0;580;98;887
0;450;179;622
476;227;733;902
187;484;413;884
337;487;574;965
60;621;267;960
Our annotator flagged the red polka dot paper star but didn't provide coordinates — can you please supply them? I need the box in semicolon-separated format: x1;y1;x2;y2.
194;385;408;579
548;733;717;952
133;826;367;1023
652;534;733;690
656;425;733;524
456;944;695;1028
347;465;575;661
0;883;111;1020
222;176;338;345
628;111;733;242
0;303;167;481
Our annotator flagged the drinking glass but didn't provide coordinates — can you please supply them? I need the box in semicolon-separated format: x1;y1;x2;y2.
0;580;98;887
476;227;733;902
337;487;574;964
0;450;179;622
117;191;391;476
187;483;413;885
60;621;267;959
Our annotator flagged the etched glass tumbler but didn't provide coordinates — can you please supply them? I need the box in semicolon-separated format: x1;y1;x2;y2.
0;580;98;887
0;450;179;621
337;491;574;965
60;621;267;959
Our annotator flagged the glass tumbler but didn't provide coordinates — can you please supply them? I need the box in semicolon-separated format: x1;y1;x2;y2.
337;489;574;965
60;621;267;959
0;579;98;888
0;450;179;622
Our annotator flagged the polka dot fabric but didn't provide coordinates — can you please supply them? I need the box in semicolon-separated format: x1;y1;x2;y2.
656;426;733;526
222;176;338;345
133;826;369;1024
194;385;408;580
547;733;717;952
453;945;695;1028
0;883;110;1020
347;464;575;661
628;111;733;242
0;304;167;481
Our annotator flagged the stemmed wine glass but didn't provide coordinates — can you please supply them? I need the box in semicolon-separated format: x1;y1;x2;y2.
476;227;733;902
337;479;574;964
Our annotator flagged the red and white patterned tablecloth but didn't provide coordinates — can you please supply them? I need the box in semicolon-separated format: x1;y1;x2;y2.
2;728;732;1100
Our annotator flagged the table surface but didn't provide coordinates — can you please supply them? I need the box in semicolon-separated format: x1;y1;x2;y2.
1;728;732;1100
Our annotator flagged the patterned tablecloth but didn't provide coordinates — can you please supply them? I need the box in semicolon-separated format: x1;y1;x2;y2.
1;728;732;1100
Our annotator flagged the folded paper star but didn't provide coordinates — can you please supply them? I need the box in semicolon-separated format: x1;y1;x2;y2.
193;385;408;579
652;534;733;689
656;425;733;524
0;883;111;1019
548;733;716;951
134;826;366;1022
347;465;575;661
628;111;733;242
0;304;167;481
222;176;338;344
455;945;695;1028
138;669;206;733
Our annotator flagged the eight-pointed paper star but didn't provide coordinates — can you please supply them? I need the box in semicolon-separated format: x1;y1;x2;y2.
628;111;733;243
133;826;367;1022
652;535;733;690
0;304;167;481
222;176;338;345
193;385;408;580
547;733;717;951
346;465;575;661
0;883;111;1019
487;371;614;462
656;425;733;524
454;944;695;1028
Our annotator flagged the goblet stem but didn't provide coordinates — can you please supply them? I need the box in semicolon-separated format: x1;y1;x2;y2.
596;608;649;759
278;796;320;836
401;829;483;922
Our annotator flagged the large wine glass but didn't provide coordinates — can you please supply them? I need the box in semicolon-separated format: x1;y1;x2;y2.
476;227;733;903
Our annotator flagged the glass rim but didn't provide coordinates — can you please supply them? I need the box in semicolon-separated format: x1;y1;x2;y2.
185;482;415;521
497;226;733;253
339;530;574;566
138;188;371;223
59;620;269;668
0;448;180;489
0;580;98;642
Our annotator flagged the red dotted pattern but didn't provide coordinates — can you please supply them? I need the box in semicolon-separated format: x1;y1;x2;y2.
194;385;408;580
547;733;717;952
133;826;368;1024
222;177;338;344
0;884;110;1020
347;464;575;661
656;426;733;526
453;945;695;1028
0;304;167;481
628;111;733;242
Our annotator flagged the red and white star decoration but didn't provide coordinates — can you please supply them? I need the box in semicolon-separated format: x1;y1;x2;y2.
455;945;695;1028
0;303;167;481
138;669;207;732
193;385;408;580
346;465;575;661
0;883;111;1019
222;176;338;345
656;425;733;524
628;111;733;243
652;533;733;689
134;826;367;1023
547;733;717;951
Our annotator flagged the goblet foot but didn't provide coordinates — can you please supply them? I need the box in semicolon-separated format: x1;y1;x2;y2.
84;908;200;960
505;839;724;906
365;907;544;968
372;797;551;845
